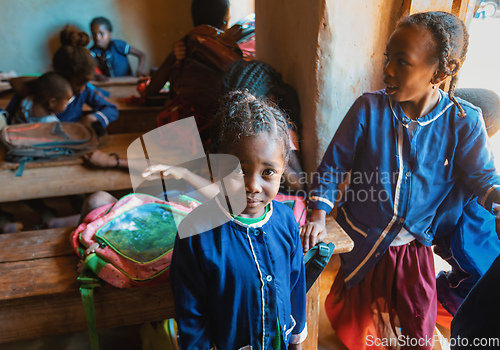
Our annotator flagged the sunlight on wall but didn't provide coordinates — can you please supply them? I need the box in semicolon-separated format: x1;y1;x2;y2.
458;16;500;97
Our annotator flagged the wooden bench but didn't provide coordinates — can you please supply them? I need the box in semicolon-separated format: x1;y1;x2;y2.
0;133;140;203
0;216;352;348
0;227;175;344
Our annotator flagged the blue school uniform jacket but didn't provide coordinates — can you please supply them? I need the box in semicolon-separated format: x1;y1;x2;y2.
57;84;118;128
6;84;118;129
171;197;307;350
309;89;500;289
90;39;132;77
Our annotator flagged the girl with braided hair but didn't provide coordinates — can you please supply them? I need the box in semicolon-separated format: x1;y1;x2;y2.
7;25;118;134
171;90;307;349
300;11;500;349
221;60;307;224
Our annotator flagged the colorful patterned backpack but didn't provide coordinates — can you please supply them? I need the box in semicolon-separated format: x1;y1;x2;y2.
70;193;198;350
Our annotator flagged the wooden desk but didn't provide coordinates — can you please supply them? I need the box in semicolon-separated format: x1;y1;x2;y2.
90;76;141;88
105;98;162;134
0;133;139;203
0;227;175;344
0;215;352;349
86;83;163;134
0;215;353;347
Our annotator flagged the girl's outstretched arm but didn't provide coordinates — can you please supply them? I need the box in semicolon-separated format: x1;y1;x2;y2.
142;164;219;199
84;86;119;128
129;46;147;76
299;209;327;252
145;52;177;96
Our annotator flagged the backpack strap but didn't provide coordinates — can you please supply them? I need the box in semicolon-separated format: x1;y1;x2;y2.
78;254;104;350
15;158;28;177
304;242;335;292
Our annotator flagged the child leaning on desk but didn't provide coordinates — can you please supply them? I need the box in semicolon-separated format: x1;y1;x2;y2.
7;25;118;135
299;11;500;350
11;72;72;124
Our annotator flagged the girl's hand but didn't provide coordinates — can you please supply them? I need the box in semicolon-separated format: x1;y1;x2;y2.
141;164;186;180
78;113;99;128
300;209;327;253
83;150;119;168
173;40;187;62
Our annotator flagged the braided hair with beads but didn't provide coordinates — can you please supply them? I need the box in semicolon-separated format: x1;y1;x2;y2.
210;90;291;163
398;11;469;117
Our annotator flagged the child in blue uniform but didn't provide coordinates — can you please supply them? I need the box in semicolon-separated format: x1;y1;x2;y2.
7;26;118;134
12;72;72;124
90;16;147;79
171;91;307;349
300;11;500;349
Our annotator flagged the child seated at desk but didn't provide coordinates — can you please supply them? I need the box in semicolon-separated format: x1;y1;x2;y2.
7;25;119;135
89;16;147;80
11;72;72;124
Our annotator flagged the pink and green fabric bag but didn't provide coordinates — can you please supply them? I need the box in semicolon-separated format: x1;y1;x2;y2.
70;193;198;350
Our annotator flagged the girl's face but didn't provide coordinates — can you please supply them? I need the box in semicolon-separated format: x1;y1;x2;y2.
225;133;286;218
91;24;112;50
383;26;440;112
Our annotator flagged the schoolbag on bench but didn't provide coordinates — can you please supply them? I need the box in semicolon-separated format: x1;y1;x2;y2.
0;121;99;176
70;193;199;350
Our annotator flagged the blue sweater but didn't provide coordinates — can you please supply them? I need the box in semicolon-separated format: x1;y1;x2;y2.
171;197;307;349
57;84;118;128
90;39;132;77
7;84;118;129
310;89;500;288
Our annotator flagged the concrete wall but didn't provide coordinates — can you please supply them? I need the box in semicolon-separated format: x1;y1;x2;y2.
256;0;403;174
0;0;253;76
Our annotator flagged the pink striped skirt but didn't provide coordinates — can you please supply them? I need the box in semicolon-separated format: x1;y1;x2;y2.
325;240;437;350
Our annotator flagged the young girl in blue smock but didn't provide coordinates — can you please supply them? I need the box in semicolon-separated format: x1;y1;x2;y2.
171;90;307;350
89;16;146;79
300;11;500;350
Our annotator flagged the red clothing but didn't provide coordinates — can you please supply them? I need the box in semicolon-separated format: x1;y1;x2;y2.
325;241;437;350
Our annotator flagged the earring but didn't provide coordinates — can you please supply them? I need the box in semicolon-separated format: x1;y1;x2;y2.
432;85;436;89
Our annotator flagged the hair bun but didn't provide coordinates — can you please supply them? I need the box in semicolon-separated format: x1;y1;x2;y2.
59;25;91;47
